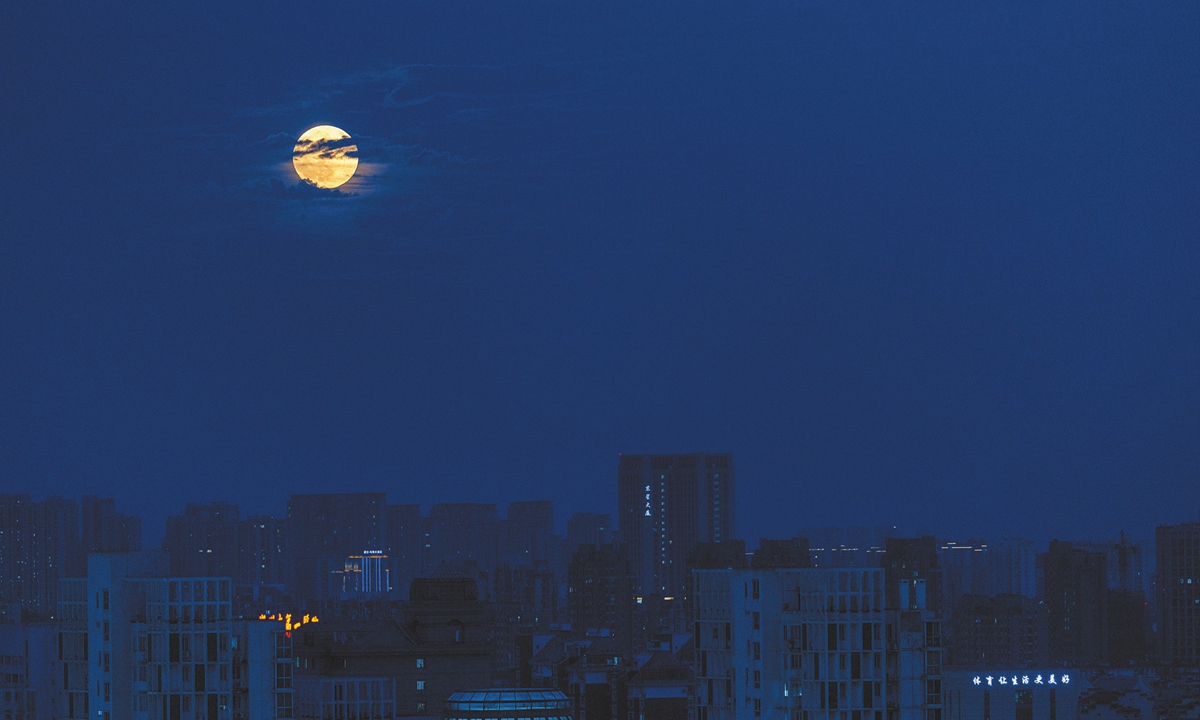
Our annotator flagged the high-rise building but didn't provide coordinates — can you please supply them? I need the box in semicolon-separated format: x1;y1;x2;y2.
883;537;943;615
81;496;141;554
0;620;56;720
427;503;499;596
949;594;1048;669
1156;514;1200;667
287;494;387;601
1040;541;1107;667
567;544;635;655
500;501;556;568
987;538;1037;599
237;515;290;589
800;526;894;569
383;504;425;596
0;494;82;619
693;564;936;720
566;513;612;550
617;453;735;601
76;551;288;720
164;502;241;579
938;540;989;612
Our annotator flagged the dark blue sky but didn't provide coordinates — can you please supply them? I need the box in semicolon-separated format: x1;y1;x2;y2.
2;0;1198;547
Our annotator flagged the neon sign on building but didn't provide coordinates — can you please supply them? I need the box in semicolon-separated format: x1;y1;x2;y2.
972;674;1070;687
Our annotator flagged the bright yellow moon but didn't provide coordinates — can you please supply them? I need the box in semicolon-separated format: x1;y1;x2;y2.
292;125;358;189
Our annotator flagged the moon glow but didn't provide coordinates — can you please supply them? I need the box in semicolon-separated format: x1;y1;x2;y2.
292;125;358;189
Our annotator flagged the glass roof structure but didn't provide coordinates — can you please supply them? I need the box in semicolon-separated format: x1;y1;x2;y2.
443;688;571;719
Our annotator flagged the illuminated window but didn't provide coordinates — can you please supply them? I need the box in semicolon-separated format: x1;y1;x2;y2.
416;658;424;668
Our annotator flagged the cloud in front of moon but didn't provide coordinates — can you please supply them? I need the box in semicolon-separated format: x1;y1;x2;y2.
293;125;359;189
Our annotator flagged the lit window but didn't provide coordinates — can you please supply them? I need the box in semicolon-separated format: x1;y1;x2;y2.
416;680;425;691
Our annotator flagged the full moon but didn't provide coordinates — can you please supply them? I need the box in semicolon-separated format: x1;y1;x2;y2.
292;125;358;189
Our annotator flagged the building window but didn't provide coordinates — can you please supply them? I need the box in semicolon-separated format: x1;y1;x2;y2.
275;633;292;659
925;650;941;676
924;622;940;647
276;663;292;689
416;658;424;668
925;680;940;705
753;612;760;631
753;670;760;689
416;680;425;691
416;702;427;712
276;692;293;718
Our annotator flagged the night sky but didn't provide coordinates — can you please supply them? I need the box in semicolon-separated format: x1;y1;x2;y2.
2;0;1198;547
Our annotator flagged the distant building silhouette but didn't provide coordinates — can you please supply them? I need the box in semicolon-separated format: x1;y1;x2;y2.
0;494;82;619
1156;513;1200;667
949;593;1048;669
164;502;241;579
80;495;141;554
617;453;735;603
567;544;635;655
988;538;1038;598
288;493;387;601
1040;540;1107;666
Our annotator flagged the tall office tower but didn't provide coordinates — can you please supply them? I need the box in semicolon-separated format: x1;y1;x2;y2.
164;502;241;578
949;594;1048;669
384;504;426;596
80;496;142;553
288;493;387;601
427;503;499;578
0;494;82;619
617;453;735;601
499;501;556;568
237;514;290;588
1040;541;1107;666
1156;514;1200;667
987;538;1037;598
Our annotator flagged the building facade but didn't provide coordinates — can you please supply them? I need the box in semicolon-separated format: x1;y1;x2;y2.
618;453;736;603
1156;515;1200;667
693;564;939;720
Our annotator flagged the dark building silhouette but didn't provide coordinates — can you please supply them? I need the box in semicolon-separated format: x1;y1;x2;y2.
80;495;141;553
949;594;1048;669
500;501;556;569
164;502;241;578
1156;514;1200;667
567;544;635;655
617;453;735;602
237;514;290;589
0;494;82;619
1040;540;1107;666
294;567;494;718
751;538;810;569
624;650;693;720
384;504;425;596
565;513;612;555
288;493;387;601
427;503;499;591
883;536;943;613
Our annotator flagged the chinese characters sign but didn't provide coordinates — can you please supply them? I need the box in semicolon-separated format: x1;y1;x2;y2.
972;674;1070;688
